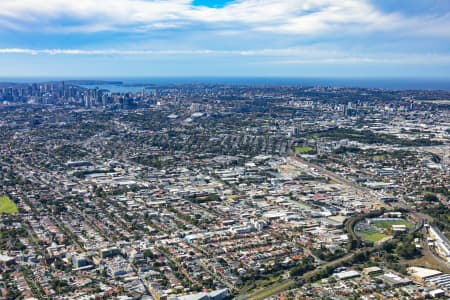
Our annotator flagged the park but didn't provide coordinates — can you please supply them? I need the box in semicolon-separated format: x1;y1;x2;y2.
0;195;18;214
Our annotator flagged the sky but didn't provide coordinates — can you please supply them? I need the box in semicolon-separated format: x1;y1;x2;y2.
0;0;449;78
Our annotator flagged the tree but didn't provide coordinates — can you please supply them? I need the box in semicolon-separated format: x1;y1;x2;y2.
382;241;395;253
143;249;155;259
396;234;420;259
423;193;438;202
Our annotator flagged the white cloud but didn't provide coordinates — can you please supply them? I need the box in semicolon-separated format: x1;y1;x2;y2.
0;47;328;56
1;47;449;66
0;0;448;37
275;54;450;65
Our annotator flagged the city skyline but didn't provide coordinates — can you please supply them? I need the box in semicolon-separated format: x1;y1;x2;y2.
0;0;450;78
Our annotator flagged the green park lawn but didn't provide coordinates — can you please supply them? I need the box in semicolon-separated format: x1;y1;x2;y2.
372;155;386;160
295;146;314;154
359;229;389;243
0;196;18;214
371;220;414;230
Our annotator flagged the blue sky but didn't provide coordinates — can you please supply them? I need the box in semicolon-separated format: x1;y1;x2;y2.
0;0;449;78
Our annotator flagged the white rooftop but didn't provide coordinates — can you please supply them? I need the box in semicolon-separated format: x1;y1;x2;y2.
408;267;442;279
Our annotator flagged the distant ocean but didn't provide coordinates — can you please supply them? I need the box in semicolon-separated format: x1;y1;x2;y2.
1;77;450;92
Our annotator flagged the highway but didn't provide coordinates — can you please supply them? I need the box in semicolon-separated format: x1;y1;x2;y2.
290;155;387;209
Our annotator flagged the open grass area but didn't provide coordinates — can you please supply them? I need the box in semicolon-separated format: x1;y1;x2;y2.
359;230;388;243
373;155;386;160
247;280;294;300
0;196;18;214
295;146;314;154
239;275;282;294
355;218;414;243
371;220;414;230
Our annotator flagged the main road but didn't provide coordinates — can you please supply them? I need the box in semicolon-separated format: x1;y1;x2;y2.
290;155;387;209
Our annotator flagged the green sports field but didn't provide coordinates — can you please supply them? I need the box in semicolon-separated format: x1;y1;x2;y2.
0;196;18;214
371;220;414;230
295;146;314;154
359;229;388;243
